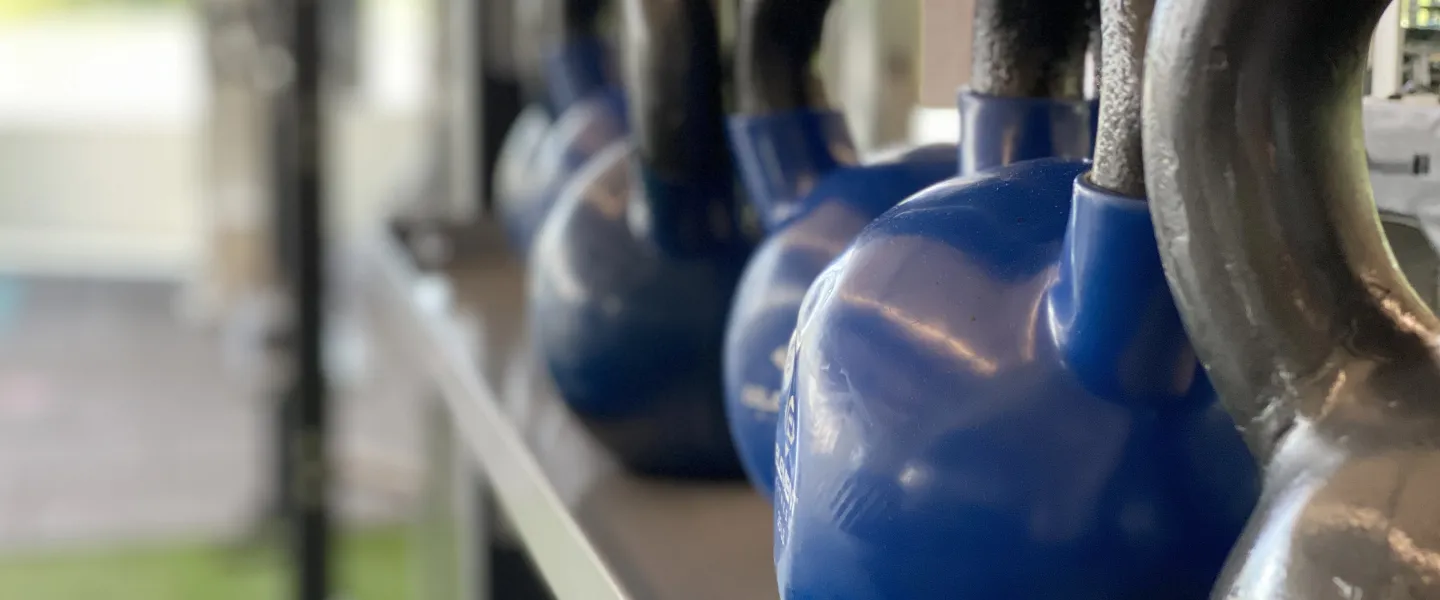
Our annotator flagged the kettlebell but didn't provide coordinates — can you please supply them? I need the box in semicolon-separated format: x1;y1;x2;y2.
772;0;1259;597
494;0;627;253
1145;0;1440;597
722;0;1099;496
528;0;751;478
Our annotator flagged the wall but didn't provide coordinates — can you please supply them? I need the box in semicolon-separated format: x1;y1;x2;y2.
0;11;204;278
0;2;430;281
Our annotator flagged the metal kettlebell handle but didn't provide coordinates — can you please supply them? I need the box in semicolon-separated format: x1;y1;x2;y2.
622;0;730;185
1147;4;1440;595
735;0;1093;113
1144;0;1440;461
735;0;833;114
970;0;1090;99
1090;0;1149;197
562;0;606;38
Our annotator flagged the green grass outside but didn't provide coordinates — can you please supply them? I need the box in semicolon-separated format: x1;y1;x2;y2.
0;527;411;600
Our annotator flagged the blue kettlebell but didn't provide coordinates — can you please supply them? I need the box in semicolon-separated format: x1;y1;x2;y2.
773;0;1260;597
494;0;627;253
528;0;752;478
722;0;1096;497
1146;0;1440;596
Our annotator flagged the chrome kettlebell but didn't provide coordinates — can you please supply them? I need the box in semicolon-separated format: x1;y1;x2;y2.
1145;0;1440;597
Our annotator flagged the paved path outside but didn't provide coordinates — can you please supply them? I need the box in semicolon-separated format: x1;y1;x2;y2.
0;276;426;550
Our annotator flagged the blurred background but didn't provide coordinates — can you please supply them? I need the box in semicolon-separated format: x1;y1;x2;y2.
0;0;431;597
2;0;1440;598
0;0;927;597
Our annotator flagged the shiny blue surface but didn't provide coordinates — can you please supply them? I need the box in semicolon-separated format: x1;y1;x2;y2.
724;95;1094;496
529;143;754;478
774;160;1259;599
723;109;956;495
496;88;627;253
727;110;855;230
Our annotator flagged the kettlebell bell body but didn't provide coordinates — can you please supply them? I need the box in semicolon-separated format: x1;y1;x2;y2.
724;92;1102;495
773;156;1259;599
774;0;1259;595
722;106;957;494
494;104;559;218
529;0;751;478
495;34;626;253
530;144;751;477
722;0;1109;495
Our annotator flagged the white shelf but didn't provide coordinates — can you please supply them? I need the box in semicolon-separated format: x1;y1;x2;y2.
366;227;777;600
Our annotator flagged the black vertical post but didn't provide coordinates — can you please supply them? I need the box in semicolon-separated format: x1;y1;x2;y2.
282;0;330;597
261;0;299;547
478;0;525;215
